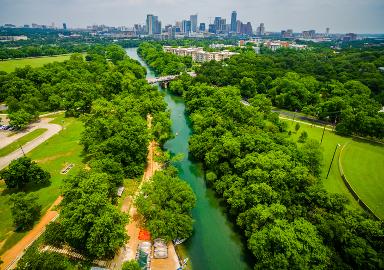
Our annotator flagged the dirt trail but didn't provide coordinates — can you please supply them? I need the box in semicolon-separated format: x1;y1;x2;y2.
112;115;180;270
0;196;63;270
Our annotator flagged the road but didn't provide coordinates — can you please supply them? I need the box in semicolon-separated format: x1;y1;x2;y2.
0;118;62;170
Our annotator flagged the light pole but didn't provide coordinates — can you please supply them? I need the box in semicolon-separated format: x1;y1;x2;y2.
320;116;329;144
326;143;341;179
18;143;25;156
320;124;326;144
292;109;297;125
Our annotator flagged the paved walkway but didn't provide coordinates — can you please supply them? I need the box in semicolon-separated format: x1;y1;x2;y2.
0;118;62;170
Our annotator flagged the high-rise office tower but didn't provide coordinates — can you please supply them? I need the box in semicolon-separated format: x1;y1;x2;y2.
146;14;161;35
199;23;206;32
256;23;265;35
146;14;154;35
230;11;237;32
220;18;226;32
63;23;67;30
182;20;191;34
236;20;242;34
214;17;221;33
326;27;330;35
190;14;198;32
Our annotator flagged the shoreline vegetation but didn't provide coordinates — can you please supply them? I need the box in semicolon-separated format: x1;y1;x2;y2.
138;42;384;269
0;44;196;269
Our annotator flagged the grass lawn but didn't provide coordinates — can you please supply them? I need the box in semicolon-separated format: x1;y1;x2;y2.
0;113;84;254
341;141;384;219
0;55;72;73
282;118;384;218
0;128;47;157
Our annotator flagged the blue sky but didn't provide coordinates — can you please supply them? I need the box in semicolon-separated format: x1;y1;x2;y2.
1;0;383;33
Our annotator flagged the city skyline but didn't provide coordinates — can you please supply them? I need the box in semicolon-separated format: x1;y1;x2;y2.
1;0;384;33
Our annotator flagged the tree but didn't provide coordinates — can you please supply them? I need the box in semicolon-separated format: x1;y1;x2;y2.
106;45;127;64
16;246;73;270
8;109;34;129
248;219;330;269
122;260;141;270
0;156;51;190
135;170;196;241
295;123;300;133
298;131;308;143
58;171;128;258
8;192;41;231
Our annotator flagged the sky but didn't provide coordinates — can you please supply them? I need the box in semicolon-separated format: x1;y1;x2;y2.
1;0;383;33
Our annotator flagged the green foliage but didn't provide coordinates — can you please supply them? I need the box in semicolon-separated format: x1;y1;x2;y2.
16;246;73;270
298;131;308;143
179;76;384;268
193;48;384;139
54;171;128;258
135;170;196;242
295;123;300;132
8;192;41;231
248;219;331;269
122;260;141;270
8;109;36;129
0;156;51;190
138;42;189;75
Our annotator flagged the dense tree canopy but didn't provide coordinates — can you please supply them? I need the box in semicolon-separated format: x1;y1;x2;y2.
45;170;128;258
179;82;384;269
135;169;196;242
0;156;50;190
138;43;384;139
8;192;41;231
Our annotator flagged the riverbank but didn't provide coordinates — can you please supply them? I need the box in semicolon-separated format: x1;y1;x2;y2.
126;47;252;270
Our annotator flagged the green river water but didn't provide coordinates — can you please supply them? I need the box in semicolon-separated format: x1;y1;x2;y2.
126;48;251;270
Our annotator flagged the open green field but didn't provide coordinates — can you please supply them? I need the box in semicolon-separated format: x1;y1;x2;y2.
0;55;71;73
341;142;384;219
282;117;384;219
0;113;84;254
0;128;47;157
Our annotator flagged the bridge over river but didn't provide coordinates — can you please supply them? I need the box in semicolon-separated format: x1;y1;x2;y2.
146;72;196;85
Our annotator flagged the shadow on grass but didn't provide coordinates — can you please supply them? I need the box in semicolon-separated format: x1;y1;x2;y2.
0;181;52;197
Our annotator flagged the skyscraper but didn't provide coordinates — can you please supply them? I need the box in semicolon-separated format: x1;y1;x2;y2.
230;11;237;33
62;23;67;30
214;17;221;33
256;23;265;36
182;20;191;34
190;14;198;32
146;14;154;35
199;23;206;32
146;14;161;35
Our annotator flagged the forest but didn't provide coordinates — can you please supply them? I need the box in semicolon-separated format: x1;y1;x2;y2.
0;44;196;266
138;42;384;269
139;42;384;139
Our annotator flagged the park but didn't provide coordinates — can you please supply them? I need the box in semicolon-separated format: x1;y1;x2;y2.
281;117;384;219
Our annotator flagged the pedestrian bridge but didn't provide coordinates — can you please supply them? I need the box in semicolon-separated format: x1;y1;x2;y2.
146;72;196;85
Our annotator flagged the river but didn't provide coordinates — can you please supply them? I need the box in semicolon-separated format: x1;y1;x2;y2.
126;48;251;270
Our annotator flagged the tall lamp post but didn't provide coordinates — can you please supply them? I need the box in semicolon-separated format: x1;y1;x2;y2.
326;143;341;179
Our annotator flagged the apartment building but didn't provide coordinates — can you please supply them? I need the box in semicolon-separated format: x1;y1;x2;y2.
163;46;238;62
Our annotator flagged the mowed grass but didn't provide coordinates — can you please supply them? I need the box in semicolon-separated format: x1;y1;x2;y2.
341;142;384;219
0;128;47;157
0;113;84;254
282;117;384;218
0;55;71;73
